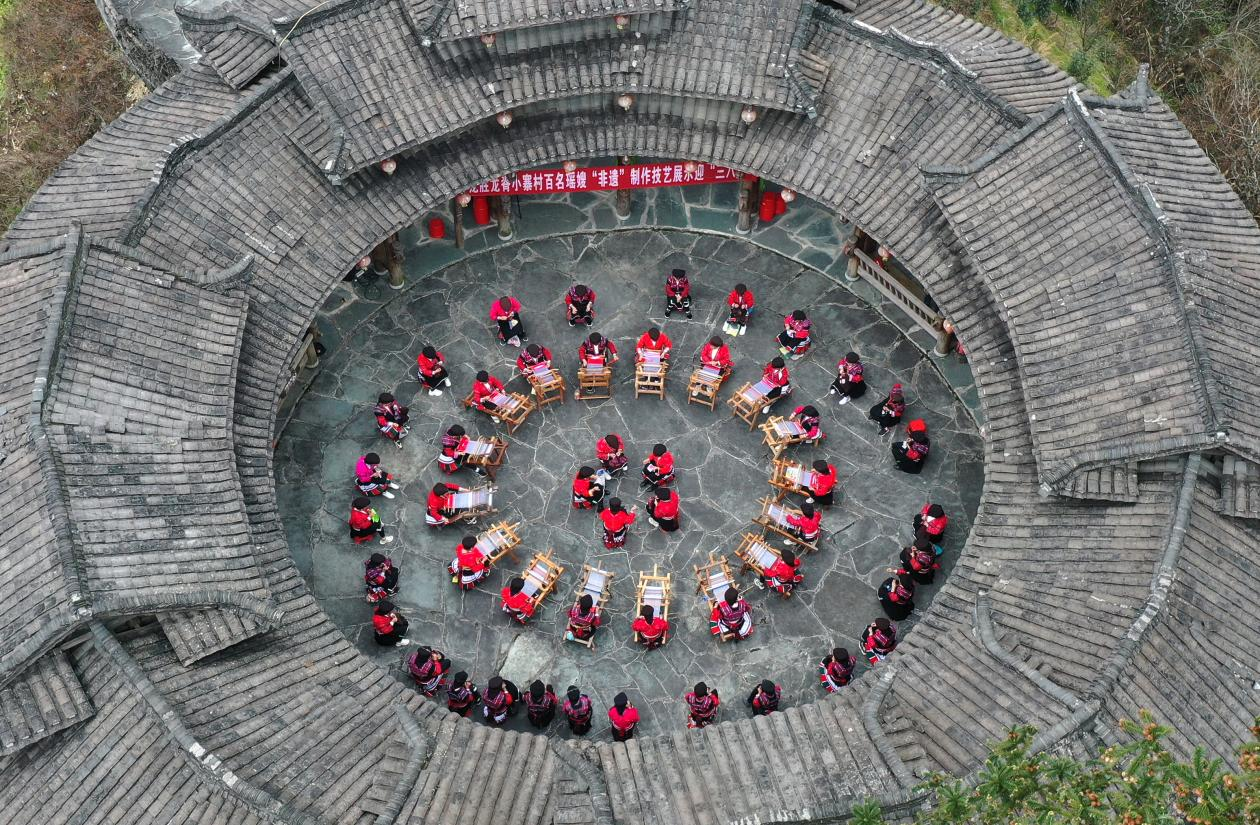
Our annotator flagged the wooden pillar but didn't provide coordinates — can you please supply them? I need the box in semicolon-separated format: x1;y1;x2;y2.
615;156;632;219
736;174;757;234
386;232;405;290
301;324;322;369
842;228;865;282
493;195;514;240
451;199;465;249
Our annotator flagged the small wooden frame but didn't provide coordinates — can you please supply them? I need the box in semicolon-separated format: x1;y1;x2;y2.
566;565;614;649
526;366;567;409
475;520;522;566
752;497;819;553
694;553;736;610
634;565;671;646
760;416;808;458
687;365;727;411
728;381;769;429
576;364;612;401
634;352;668;399
517;549;565;615
733;532;784;578
462;390;535;434
462;436;508;481
768;457;814;502
447;485;498;524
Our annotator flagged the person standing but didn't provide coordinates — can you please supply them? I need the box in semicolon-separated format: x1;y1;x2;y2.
608;692;640;741
562;686;594;734
684;683;720;729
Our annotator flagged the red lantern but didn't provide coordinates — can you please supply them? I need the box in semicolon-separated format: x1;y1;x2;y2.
759;191;777;223
472;196;491;225
428;217;447;239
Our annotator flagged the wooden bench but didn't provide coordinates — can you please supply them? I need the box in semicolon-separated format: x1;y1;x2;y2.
461;436;508;481
752;497;819;553
728;380;770;429
475;520;522;566
768;457;815;502
461;389;534;434
694;552;738;630
634;565;671;646
576;363;612;401
687;365;728;411
760;416;808;458
517;549;565;616
634;352;668;399
733;532;784;578
566;565;614;649
526;366;567;409
446;485;498;524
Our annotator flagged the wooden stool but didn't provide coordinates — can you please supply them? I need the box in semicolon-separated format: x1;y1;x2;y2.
462;436;508;480
760;416;807;458
728;382;767;429
634;354;668;399
528;368;567;409
576;364;612;401
687;366;727;411
566;565;614;649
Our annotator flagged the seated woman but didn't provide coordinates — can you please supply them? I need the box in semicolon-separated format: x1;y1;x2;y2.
406;646;449;697
635;327;672;362
912;503;948;546
599;498;637;549
608;692;639;741
525;681;558;729
349;497;393;545
562;686;594;735
747;680;781;716
565;593;601;643
725;283;755;336
447;535;489;590
363;553;399;602
571;466;607;509
898;536;939;585
877;572;916;621
818;648;857;692
700;335;733;377
446;671;480;718
862;618;898;664
761;548;803;596
776;309;813;360
516;343;553;376
578;332;619;367
785;502;822;546
470;370;507;418
645;487;681;532
355;452;398;499
481;676;516;726
868;383;906;435
438;424;479;476
892;419;930;474
416;345;452;396
641;443;676;489
373;392;410;447
489;295;526;347
830;352;866;404
710;586;754;641
425;482;464;527
664;269;692;318
790;405;824;444
372;600;409;647
684;682;720;729
500;576;535;624
805;460;837;507
631;604;669;649
596;433;629;476
565;284;596;326
759;357;792;415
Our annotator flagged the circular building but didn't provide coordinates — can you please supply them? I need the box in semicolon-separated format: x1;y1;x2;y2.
0;1;1257;823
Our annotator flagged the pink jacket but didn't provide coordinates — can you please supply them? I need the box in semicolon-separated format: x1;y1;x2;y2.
490;297;521;321
355;457;377;484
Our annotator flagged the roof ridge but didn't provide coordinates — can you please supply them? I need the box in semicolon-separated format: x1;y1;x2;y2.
921;97;1065;182
174;0;278;36
1063;88;1228;443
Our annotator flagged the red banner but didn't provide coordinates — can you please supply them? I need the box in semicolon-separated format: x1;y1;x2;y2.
467;161;740;196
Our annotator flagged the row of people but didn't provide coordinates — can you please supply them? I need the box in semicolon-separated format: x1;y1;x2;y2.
877;503;949;620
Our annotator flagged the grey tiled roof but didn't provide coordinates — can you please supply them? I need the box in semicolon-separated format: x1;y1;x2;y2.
0;650;94;757
425;0;689;40
0;0;1259;820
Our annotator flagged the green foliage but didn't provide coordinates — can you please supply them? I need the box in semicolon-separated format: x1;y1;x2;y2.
1015;0;1053;23
852;712;1259;824
1066;49;1096;80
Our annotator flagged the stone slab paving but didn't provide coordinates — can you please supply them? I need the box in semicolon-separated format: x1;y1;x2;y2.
276;225;983;738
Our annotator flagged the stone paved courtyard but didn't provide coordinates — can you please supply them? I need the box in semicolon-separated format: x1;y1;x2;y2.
275;227;983;737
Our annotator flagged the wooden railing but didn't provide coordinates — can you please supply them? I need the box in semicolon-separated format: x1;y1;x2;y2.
851;248;941;336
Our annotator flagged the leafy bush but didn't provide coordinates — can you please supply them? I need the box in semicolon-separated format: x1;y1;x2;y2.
1066;49;1096;80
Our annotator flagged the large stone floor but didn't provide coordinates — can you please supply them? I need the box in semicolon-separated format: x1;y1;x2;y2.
275;227;983;737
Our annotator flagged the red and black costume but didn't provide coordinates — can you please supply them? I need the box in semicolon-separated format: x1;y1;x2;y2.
642;449;675;488
596;435;628;476
868;384;905;433
349;501;387;544
482;680;516;725
446;673;480;717
863;620;898;664
898;538;940;585
878;574;915;621
819;651;857;692
406;648;449;696
579;336;618;367
786;508;822;544
438;426;467;474
831;353;866;399
447;540;489;589
373;396;410;443
748;682;781;716
562;690;594;734
516;345;553;375
608;700;639;742
489;296;526;343
807;463;837;506
645;490;680;532
426;483;463;527
572;469;606;509
791;405;824;442
416;348;450;391
761;360;791;407
727;287;755;329
762;554;803;596
565;286;596;326
525;683;558;729
710;593;753;640
600;505;636;548
701;340;733;376
636;330;672;361
364;553;399;601
913;503;948;543
664;269;692;318
777;311;812;358
684;689;720;729
892;430;930;474
632;611;669;649
471;374;506;412
501;585;536;624
566;601;601;642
